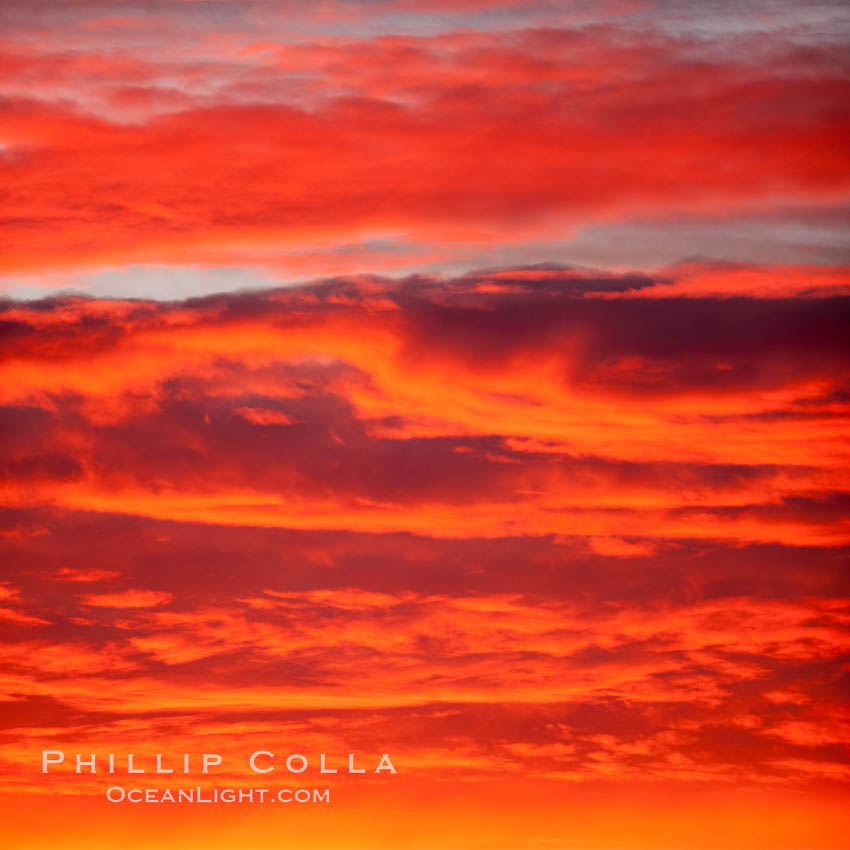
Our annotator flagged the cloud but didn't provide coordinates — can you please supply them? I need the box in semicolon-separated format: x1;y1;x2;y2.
0;4;848;842
1;271;843;803
0;275;846;545
80;589;174;608
0;587;847;795
52;567;122;582
0;607;51;626
0;583;20;601
0;19;848;278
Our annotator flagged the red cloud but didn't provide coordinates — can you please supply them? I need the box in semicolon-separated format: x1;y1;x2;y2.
1;274;847;545
80;589;174;608
53;567;122;582
0;25;847;275
1;5;848;846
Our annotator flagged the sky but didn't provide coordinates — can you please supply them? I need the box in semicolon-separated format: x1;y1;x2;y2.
1;2;849;849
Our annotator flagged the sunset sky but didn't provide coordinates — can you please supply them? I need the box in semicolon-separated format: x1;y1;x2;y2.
1;1;849;848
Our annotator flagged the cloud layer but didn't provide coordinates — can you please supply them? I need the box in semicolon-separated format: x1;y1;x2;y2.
2;2;849;848
1;1;849;288
2;275;848;826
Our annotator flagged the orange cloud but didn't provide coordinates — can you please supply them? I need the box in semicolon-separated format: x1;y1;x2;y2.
53;567;122;582
0;277;846;546
80;589;174;608
0;25;848;276
1;5;848;846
